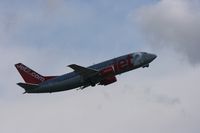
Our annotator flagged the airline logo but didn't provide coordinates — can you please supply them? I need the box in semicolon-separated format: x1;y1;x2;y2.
113;54;133;73
16;64;45;82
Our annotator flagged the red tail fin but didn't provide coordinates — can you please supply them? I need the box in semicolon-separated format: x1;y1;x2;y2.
15;63;56;84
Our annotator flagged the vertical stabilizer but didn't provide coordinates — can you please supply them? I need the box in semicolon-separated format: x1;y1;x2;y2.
15;63;56;84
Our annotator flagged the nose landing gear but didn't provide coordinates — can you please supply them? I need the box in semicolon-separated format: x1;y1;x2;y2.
142;64;149;68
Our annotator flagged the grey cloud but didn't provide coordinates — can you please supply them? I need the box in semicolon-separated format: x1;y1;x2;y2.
143;88;180;105
123;85;181;105
134;0;200;64
1;1;200;133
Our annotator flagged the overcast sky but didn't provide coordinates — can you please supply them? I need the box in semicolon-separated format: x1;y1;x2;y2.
1;0;200;133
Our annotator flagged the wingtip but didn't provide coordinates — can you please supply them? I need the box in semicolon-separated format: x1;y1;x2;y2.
68;64;75;67
68;64;77;69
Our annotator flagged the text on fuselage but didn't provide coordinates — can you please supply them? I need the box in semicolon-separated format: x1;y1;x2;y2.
16;64;45;82
113;54;133;73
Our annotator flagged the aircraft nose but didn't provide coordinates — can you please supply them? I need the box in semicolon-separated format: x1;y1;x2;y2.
151;54;157;60
148;53;157;62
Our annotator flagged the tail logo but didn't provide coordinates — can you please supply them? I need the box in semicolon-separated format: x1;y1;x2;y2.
16;64;45;82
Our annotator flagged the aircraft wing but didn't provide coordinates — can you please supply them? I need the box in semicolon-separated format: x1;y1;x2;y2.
68;64;98;78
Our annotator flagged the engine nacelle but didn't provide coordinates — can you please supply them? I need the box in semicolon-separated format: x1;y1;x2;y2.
99;76;117;85
100;66;115;77
99;67;117;85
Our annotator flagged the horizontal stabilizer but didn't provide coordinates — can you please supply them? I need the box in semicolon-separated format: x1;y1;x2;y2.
17;82;39;93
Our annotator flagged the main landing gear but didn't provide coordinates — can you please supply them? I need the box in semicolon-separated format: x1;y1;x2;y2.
142;64;149;68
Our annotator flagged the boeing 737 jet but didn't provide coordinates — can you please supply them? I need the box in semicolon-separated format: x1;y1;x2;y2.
15;52;157;93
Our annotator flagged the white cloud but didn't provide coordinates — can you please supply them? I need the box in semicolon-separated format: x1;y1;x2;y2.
134;0;200;64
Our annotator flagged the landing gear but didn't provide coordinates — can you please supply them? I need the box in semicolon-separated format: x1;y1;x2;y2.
142;64;149;68
90;82;96;87
87;78;96;87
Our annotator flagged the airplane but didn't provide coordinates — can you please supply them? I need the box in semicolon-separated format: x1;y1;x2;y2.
15;52;157;94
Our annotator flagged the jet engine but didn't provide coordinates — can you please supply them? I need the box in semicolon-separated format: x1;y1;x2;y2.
99;66;117;85
99;76;117;85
